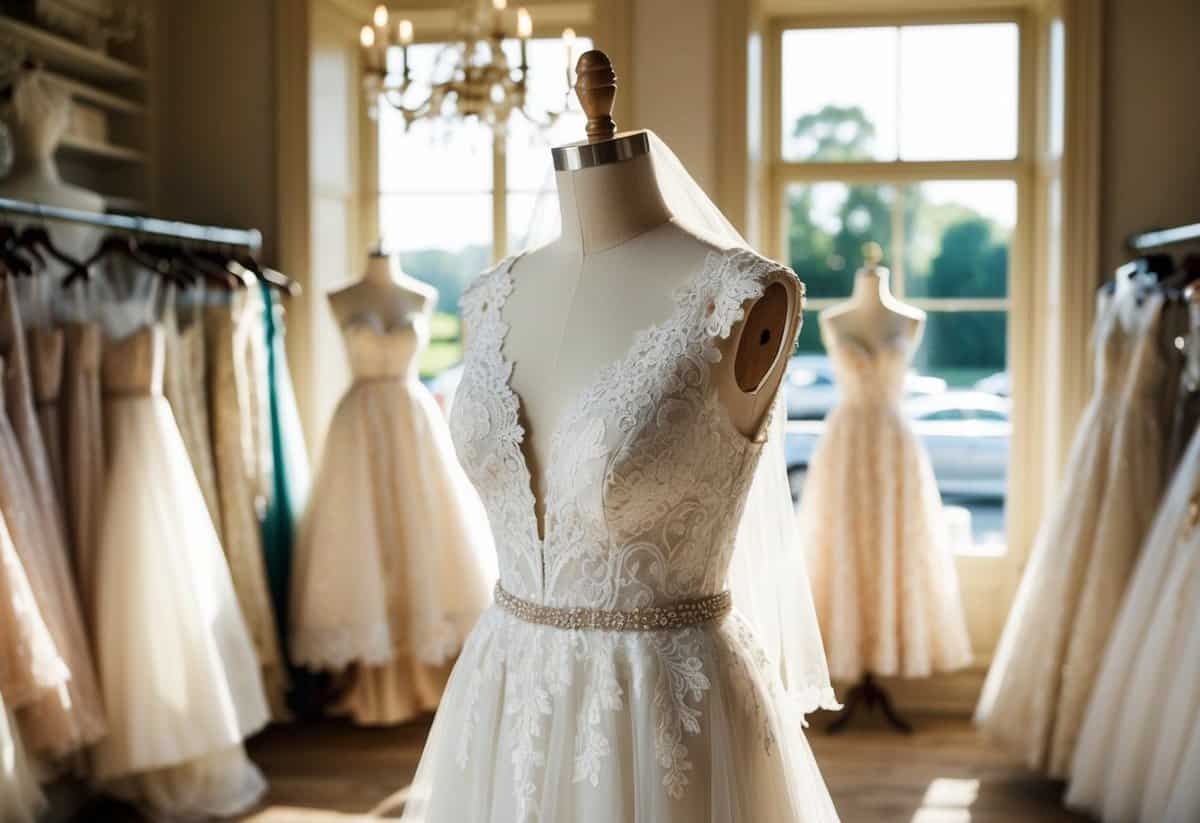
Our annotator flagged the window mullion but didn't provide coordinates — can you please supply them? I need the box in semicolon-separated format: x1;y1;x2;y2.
891;183;907;297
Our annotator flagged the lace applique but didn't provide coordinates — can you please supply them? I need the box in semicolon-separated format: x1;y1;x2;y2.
449;247;801;813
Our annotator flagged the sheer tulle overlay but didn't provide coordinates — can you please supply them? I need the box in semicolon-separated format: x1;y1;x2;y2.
1066;427;1200;821
401;249;838;822
291;315;494;725
976;291;1169;776
800;329;971;680
90;323;269;817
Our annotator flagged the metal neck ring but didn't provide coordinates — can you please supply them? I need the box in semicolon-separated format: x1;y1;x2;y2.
551;132;650;172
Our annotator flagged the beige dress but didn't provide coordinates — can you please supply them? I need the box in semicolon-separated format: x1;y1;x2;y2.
61;321;105;604
208;294;288;718
0;282;107;758
799;323;972;681
163;296;222;534
28;327;66;505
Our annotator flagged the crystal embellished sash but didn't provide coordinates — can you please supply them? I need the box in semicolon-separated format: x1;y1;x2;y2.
494;583;732;632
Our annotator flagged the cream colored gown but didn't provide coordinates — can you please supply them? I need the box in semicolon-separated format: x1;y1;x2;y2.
798;322;972;681
291;311;495;725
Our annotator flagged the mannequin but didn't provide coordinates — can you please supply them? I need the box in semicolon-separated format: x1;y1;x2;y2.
0;64;104;213
820;242;923;349
502;50;800;533
328;250;437;329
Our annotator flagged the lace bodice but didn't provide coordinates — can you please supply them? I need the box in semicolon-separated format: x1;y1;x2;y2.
450;248;795;610
341;314;427;382
824;330;911;408
1094;290;1162;397
102;326;164;397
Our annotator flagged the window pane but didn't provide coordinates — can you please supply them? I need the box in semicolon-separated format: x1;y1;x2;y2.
785;181;896;300
903;180;1016;299
779;22;1019;163
380;193;492;377
897;24;1019;160
780;27;898;162
913;310;1007;389
505;36;594;192
379;45;494;193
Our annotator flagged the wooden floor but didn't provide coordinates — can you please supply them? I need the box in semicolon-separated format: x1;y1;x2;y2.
83;713;1088;822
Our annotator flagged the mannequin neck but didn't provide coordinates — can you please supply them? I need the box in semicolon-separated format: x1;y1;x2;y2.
363;254;399;287
6;140;62;185
852;266;892;304
554;150;673;256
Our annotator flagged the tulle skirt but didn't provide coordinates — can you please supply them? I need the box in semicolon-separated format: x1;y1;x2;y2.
1066;430;1200;821
800;405;971;681
977;386;1164;777
399;608;839;823
90;394;269;816
291;377;495;724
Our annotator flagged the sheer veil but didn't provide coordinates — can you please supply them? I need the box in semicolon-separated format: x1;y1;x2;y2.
527;131;837;715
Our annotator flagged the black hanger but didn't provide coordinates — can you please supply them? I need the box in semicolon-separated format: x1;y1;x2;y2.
76;234;189;288
0;227;35;277
15;226;91;282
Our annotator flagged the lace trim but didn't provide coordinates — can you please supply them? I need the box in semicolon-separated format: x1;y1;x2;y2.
290;622;392;669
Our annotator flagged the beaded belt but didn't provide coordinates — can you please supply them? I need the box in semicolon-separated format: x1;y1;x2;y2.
494;583;732;631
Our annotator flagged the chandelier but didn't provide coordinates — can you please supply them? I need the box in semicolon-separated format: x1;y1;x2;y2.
359;1;576;131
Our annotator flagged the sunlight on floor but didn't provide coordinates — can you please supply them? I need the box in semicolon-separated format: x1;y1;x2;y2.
910;777;980;822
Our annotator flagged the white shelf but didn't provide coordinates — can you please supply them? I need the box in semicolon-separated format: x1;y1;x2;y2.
44;70;144;114
59;134;146;163
0;16;145;85
104;195;146;213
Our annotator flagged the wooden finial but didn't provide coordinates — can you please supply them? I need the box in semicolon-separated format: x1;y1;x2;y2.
862;241;884;268
574;49;617;142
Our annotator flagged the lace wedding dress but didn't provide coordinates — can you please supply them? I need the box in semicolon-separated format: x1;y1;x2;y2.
89;273;270;817
398;248;838;823
976;289;1169;776
291;310;494;725
799;323;971;680
1066;425;1200;821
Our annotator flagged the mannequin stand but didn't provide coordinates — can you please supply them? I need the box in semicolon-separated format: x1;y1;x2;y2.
826;673;913;735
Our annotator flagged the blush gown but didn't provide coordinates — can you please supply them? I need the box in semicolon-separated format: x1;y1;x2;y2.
798;322;972;681
0;281;107;760
290;310;494;725
399;249;838;823
89;282;271;818
976;290;1170;776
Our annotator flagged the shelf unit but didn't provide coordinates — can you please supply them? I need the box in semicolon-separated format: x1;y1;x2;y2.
0;4;158;213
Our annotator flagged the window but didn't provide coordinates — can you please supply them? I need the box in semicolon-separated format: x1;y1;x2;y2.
378;35;592;379
770;16;1027;551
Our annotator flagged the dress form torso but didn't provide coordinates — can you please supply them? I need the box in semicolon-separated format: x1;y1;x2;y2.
820;261;924;349
502;140;800;535
328;254;436;332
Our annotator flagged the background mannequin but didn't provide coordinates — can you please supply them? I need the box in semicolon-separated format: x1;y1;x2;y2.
327;249;437;329
820;242;923;348
0;64;104;213
503;51;800;533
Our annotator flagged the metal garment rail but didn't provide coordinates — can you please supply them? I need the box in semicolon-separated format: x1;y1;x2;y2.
0;196;263;251
1128;221;1200;252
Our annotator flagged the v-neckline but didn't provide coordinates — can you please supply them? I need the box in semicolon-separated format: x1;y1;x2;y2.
487;249;729;546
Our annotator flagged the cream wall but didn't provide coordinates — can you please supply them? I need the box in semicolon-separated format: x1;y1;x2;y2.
1100;0;1200;273
630;0;720;197
156;0;281;263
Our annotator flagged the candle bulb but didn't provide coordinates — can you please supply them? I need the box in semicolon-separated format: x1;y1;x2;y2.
373;4;388;28
398;18;413;45
360;24;376;49
517;7;531;70
563;27;576;91
493;0;507;10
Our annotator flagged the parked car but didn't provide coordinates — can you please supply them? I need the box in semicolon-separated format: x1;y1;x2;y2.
784;354;948;420
973;370;1011;397
786;390;1011;500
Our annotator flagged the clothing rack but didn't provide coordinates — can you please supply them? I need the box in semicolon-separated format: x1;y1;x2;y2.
0;197;263;252
1128;221;1200;253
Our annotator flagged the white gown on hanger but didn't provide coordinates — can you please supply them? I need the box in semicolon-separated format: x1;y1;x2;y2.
399;248;839;823
799;323;972;680
1066;425;1200;821
89;271;270;818
976;289;1169;776
291;311;495;724
0;696;44;823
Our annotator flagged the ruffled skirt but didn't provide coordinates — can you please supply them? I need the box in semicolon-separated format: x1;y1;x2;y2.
399;607;839;823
